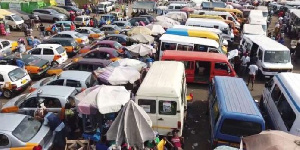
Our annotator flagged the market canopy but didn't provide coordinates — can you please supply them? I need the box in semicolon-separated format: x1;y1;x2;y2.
132;1;156;10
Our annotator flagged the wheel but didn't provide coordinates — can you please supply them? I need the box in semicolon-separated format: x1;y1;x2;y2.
53;18;59;22
3;89;12;99
51;61;59;67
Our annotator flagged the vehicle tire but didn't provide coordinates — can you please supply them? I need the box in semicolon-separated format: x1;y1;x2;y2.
51;61;59;67
3;90;12;99
53;18;59;22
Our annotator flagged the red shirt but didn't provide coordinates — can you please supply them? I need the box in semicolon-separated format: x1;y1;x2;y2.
171;137;182;148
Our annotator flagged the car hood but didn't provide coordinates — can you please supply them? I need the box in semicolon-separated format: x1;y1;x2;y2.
2;94;26;108
29;125;53;148
27;58;49;68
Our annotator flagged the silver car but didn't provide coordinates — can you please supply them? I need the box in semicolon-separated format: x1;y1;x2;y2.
33;9;67;22
0;113;54;149
30;70;98;92
1;85;78;118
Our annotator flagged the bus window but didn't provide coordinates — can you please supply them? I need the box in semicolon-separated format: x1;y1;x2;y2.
178;44;193;51
161;42;177;51
194;44;208;52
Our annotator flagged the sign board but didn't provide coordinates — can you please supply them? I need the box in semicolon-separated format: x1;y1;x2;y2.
9;3;21;11
56;0;65;6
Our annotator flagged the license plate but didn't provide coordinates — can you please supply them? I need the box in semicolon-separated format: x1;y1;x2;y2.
42;65;47;69
21;79;27;84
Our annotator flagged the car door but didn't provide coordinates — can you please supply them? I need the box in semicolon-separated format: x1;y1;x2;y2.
0;133;11;149
0;41;12;55
18;97;39;114
42;48;55;62
28;48;42;58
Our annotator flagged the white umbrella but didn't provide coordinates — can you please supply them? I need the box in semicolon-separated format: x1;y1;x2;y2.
146;24;165;35
130;34;154;44
154;21;174;28
156;16;180;25
94;66;141;85
107;100;154;149
165;12;187;21
75;85;130;114
109;58;147;71
126;43;156;56
128;26;152;35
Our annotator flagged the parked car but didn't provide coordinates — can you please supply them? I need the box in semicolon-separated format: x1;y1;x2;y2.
109;12;123;20
76;27;105;40
0;39;18;56
111;21;132;30
42;38;79;56
30;70;98;92
79;40;123;54
128;17;150;26
0;54;50;78
0;65;31;98
73;47;121;62
139;15;155;23
57;5;83;16
52;31;89;46
27;44;68;66
103;34;130;46
45;21;76;34
46;59;112;76
0;113;54;149
33;9;67;22
99;25;121;35
46;6;70;18
74;15;90;27
1;85;78;119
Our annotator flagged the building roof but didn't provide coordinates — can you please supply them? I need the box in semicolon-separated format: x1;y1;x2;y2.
162;50;228;62
137;61;184;98
0;113;26;131
159;34;219;48
275;73;300;112
243;35;289;51
214;76;262;116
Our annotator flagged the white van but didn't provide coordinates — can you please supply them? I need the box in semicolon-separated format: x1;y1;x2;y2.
256;6;268;18
242;24;266;36
194;10;240;28
0;65;31;98
4;14;24;30
248;16;267;34
185;18;234;43
136;61;187;136
240;35;293;78
249;10;266;21
168;3;187;11
97;2;112;13
261;72;300;136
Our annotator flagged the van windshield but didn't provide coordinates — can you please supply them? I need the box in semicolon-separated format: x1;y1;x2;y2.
220;119;262;137
99;4;104;8
264;51;290;63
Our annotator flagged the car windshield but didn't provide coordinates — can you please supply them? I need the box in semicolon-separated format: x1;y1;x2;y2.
264;51;290;63
101;16;110;21
56;46;65;54
12;116;42;142
75;33;84;38
50;10;59;14
220;119;262;137
41;76;56;86
113;42;122;49
8;68;27;82
75;17;83;21
15;94;31;106
99;4;104;8
91;28;101;33
11;15;23;21
22;55;39;65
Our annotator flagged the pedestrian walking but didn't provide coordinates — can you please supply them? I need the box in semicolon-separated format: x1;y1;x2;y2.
39;23;45;38
240;53;250;75
247;63;258;90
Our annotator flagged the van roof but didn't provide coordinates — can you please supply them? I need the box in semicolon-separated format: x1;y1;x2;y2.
275;73;300;112
159;34;219;48
162;50;228;62
165;28;219;40
249;10;263;17
249;17;266;25
0;65;20;73
137;61;184;98
186;18;229;27
172;25;222;35
214;76;262;117
243;35;289;51
243;24;265;35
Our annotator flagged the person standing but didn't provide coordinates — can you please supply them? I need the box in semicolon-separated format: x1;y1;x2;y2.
240;53;250;75
33;36;41;48
247;63;258;90
39;23;45;38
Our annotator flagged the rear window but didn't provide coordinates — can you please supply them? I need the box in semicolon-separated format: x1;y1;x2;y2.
8;68;27;82
12;116;42;142
220;119;262;137
40;76;56;86
75;17;83;21
113;42;122;49
56;46;65;54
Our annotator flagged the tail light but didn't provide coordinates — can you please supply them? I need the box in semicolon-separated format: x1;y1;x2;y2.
33;145;42;150
121;42;126;46
177;121;181;129
187;93;193;102
29;87;37;93
53;55;62;61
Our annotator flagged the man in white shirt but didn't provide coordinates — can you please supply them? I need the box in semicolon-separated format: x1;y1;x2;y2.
240;53;250;75
247;63;258;90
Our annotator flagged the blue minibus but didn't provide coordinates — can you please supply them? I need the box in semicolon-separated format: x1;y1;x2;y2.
208;76;265;148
